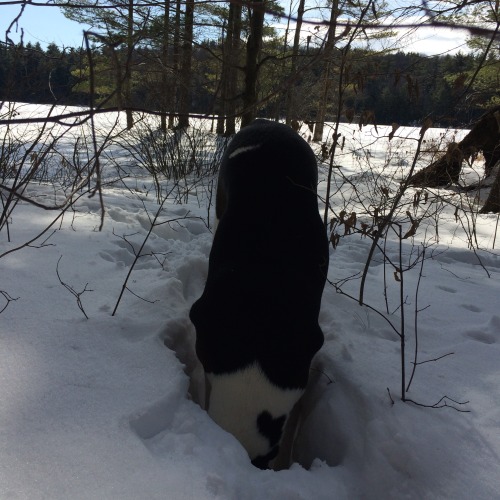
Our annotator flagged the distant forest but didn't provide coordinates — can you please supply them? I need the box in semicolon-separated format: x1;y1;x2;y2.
0;40;494;128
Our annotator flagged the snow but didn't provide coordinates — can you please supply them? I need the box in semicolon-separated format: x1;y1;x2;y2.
1;104;500;499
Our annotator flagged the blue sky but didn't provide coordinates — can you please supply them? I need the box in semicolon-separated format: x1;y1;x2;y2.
0;1;469;55
0;2;89;48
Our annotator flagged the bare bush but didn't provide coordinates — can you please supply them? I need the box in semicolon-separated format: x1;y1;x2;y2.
112;117;227;206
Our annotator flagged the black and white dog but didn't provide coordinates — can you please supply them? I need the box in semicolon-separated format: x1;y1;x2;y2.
189;119;329;469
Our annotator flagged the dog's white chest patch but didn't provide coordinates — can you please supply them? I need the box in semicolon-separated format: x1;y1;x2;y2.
206;363;303;462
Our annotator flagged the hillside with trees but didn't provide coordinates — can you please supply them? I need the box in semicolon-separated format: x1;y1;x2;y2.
0;39;495;127
1;0;498;129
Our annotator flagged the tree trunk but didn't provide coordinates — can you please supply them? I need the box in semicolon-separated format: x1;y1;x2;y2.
216;19;228;135
285;0;305;125
313;0;339;142
225;1;242;135
241;0;265;128
125;0;134;130
216;2;243;137
408;106;500;188
160;0;171;132
178;0;194;129
480;162;500;213
169;0;182;128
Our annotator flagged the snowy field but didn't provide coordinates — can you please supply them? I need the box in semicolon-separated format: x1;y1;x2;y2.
1;104;500;499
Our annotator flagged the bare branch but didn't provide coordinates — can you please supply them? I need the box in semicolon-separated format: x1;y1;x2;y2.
0;290;19;314
56;255;92;319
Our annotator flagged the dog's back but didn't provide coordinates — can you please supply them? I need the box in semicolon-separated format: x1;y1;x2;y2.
189;120;329;468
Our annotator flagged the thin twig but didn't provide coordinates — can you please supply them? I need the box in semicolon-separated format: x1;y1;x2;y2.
84;31;105;231
412;352;455;366
405;396;470;412
0;290;19;314
56;255;92;319
111;188;189;316
406;245;427;393
359;120;431;305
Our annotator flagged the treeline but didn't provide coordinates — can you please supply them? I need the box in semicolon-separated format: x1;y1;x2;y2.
0;43;86;105
338;51;490;126
0;39;494;128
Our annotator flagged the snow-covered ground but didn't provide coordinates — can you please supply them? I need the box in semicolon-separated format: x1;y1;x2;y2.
1;105;499;499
